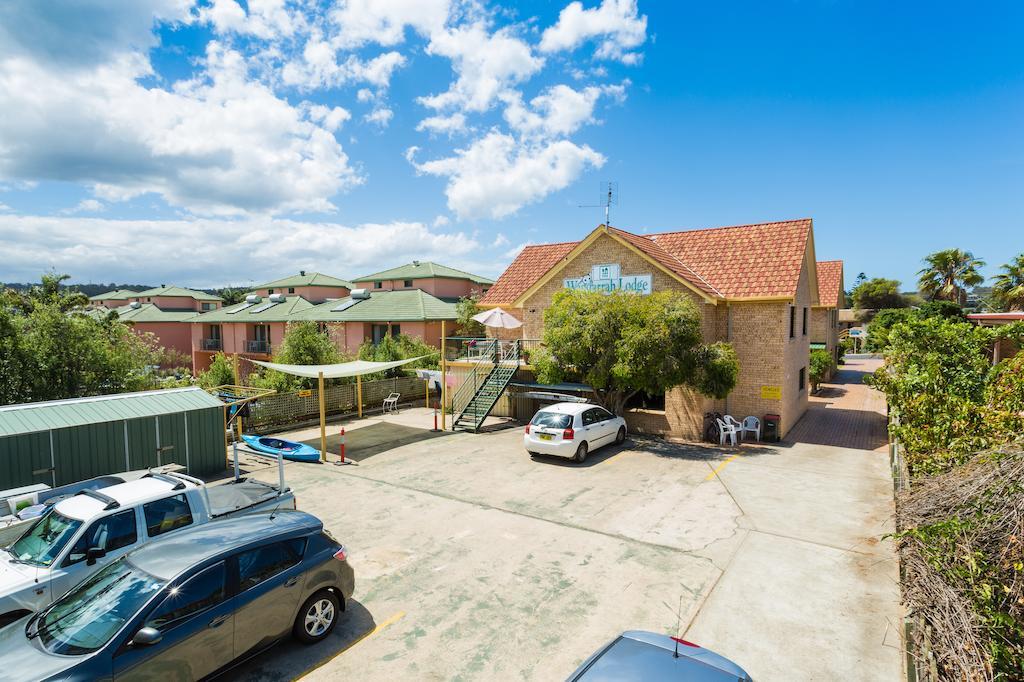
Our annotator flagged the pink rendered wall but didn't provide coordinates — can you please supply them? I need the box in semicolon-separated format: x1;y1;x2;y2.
99;299;130;308
130;295;220;311
344;323;368;354
359;278;487;298
258;285;349;302
131;321;193;360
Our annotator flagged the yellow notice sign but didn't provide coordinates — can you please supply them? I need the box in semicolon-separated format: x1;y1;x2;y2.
297;389;313;398
760;385;782;400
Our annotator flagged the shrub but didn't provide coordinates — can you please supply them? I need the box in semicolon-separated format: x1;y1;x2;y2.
808;349;835;392
197;352;236;389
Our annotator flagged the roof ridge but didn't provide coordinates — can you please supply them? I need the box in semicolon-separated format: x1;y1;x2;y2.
607;226;724;298
642;218;812;238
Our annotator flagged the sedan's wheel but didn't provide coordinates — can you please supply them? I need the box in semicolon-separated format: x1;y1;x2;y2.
574;441;588;463
294;589;340;644
615;427;626;445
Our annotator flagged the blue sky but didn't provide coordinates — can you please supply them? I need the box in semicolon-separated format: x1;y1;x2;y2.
0;0;1021;291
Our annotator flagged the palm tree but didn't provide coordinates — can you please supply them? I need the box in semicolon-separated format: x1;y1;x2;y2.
917;248;985;305
993;254;1024;311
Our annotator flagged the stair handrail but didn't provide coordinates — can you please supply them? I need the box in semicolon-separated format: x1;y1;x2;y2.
451;339;498;421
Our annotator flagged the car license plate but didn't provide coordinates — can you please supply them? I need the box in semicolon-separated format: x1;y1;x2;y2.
538;433;553;441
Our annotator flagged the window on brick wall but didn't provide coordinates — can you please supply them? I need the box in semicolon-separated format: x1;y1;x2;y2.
798;367;806;393
625;390;666;412
789;306;795;338
802;307;808;335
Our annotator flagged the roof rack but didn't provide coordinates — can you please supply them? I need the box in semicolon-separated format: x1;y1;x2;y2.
76;489;120;510
143;472;187;491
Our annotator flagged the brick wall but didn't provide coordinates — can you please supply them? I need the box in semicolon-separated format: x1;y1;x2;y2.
780;262;812;435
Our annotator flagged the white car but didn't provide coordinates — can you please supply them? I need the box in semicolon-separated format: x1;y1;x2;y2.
524;403;627;462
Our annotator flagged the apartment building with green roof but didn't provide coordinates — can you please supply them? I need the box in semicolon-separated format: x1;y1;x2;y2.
248;270;353;303
351;261;492;300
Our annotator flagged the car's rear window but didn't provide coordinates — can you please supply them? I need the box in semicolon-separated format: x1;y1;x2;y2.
531;412;572;429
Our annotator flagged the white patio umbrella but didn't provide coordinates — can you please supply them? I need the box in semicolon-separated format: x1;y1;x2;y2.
471;307;523;329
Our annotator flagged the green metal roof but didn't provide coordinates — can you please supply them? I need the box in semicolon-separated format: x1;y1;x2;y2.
0;387;224;437
133;286;222;301
193;295;314;322
250;272;353;290
351;261;494;285
88;289;139;301
294;290;457;323
111;303;199;322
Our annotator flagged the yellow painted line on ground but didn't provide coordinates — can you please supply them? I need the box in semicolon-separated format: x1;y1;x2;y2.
705;455;738;481
295;611;405;680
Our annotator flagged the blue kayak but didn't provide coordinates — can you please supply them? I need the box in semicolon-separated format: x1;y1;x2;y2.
241;435;321;463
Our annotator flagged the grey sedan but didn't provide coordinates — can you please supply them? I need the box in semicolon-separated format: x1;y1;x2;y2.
0;510;354;681
568;630;753;681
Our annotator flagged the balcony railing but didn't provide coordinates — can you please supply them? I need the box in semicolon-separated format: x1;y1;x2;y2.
444;337;541;365
245;340;271;354
201;338;222;351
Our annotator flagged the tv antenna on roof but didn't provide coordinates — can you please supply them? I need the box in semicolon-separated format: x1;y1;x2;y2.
579;181;618;226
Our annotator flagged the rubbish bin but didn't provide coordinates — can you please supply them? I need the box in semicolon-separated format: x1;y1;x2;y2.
763;413;780;442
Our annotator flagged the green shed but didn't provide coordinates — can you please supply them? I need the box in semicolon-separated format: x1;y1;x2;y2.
0;387;226;490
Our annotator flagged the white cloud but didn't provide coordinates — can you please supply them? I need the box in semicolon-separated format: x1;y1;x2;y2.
0;214;494;284
502;82;626;138
409;131;605;219
0;42;361;215
416;112;467;135
61;199;105;214
199;0;301;40
0;202;11;212
540;0;647;63
432;214;450;227
329;0;450;48
281;37;407;90
364;107;394;127
305;103;351;132
419;22;543;113
356;88;375;102
492;233;510;247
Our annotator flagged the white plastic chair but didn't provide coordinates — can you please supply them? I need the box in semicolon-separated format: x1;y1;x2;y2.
382;392;401;414
741;416;761;441
716;418;738;446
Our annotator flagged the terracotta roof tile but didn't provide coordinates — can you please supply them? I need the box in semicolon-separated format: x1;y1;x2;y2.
815;260;844;308
648;219;812;299
483;219;815;305
481;241;577;305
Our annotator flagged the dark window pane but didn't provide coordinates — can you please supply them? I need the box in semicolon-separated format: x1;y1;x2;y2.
144;494;193;537
66;510;137;565
147;562;226;630
237;540;303;591
403;279;413;287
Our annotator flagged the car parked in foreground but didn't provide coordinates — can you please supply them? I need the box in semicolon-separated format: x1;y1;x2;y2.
0;510;353;681
567;630;752;681
524;403;627;462
0;471;294;628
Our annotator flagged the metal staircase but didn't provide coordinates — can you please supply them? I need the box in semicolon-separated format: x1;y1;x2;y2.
452;340;520;432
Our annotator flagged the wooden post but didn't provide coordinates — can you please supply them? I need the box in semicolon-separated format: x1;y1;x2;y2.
357;374;363;418
440;320;447;430
424;378;429;407
232;353;240;384
318;371;327;462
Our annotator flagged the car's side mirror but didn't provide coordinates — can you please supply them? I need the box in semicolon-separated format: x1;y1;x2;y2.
85;547;106;566
131;627;162;647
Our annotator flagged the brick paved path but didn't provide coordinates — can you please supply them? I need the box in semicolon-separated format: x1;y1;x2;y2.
785;355;889;451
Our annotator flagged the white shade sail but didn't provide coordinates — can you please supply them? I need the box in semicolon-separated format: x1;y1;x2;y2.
471;307;523;329
248;356;430;379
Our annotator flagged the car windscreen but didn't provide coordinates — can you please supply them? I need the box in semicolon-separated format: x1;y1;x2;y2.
8;508;83;567
530;412;572;429
33;559;165;656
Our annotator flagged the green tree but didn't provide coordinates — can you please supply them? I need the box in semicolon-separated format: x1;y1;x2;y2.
247;321;344;391
992;253;1024;311
216;287;247;305
533;290;739;414
455;295;485;337
918;248;985;305
357;334;439;379
197;352;237;389
808;349;836;392
865;308;915;352
0;274;160;405
851;278;907;312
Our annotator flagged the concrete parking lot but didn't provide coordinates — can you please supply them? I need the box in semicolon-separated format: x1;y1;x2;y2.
222;401;901;681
